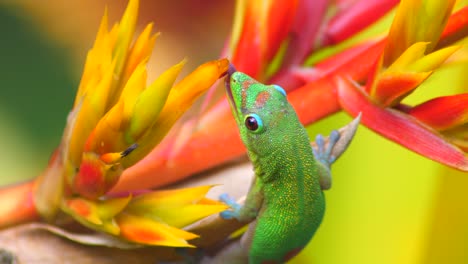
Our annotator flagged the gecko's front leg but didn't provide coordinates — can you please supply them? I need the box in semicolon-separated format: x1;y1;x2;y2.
219;177;262;223
313;130;341;167
219;193;243;220
312;114;361;190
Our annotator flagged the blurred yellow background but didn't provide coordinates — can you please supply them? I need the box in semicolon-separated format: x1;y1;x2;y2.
0;1;466;263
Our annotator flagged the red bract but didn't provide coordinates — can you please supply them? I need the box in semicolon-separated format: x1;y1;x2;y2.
337;78;468;171
333;0;468;171
437;7;468;49
408;94;468;131
230;0;298;79
323;0;399;45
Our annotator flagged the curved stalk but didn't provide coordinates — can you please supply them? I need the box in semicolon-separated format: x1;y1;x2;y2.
0;180;39;228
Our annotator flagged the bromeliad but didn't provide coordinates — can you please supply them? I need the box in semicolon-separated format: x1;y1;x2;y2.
0;0;230;248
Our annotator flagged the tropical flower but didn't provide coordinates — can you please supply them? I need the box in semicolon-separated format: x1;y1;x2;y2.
338;0;468;170
30;0;229;247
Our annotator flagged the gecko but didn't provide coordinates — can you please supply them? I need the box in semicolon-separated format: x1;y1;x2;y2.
217;68;360;264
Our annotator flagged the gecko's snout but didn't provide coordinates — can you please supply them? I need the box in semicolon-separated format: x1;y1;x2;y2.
227;63;237;76
224;63;237;106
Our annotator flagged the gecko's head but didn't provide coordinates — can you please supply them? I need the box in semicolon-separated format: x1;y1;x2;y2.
225;71;294;156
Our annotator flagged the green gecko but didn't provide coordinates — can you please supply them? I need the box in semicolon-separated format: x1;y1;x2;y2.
217;68;359;264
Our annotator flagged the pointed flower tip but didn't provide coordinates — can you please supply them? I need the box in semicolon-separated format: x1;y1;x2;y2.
372;71;432;106
113;0;139;76
62;197;127;236
126;58;187;143
116;213;198;247
408;44;461;72
100;152;122;164
123;186;226;229
121;0;139;29
63;198;101;225
337;78;468;171
217;58;230;76
408;94;468;131
95;6;109;47
387;42;429;71
121;58;231;168
371;41;459;106
98;195;132;220
384;0;455;65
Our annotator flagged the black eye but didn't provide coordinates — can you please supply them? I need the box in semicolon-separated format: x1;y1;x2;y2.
244;114;263;132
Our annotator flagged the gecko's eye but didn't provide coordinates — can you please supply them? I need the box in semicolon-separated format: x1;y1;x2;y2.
244;114;263;133
273;85;286;96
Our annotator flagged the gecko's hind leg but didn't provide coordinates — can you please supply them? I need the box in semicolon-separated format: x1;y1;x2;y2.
312;130;340;190
313;130;340;167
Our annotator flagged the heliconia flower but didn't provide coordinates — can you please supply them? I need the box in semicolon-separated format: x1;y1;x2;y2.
229;0;298;80
229;0;399;87
32;0;229;247
367;42;460;107
109;0;468;195
337;0;468;170
383;0;457;66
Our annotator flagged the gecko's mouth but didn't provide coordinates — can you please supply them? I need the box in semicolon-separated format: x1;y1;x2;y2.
224;63;237;107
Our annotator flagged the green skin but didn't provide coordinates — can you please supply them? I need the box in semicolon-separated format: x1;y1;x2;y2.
220;71;337;263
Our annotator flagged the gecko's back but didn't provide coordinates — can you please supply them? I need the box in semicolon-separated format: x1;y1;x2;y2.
223;71;326;263
218;69;358;263
245;101;325;263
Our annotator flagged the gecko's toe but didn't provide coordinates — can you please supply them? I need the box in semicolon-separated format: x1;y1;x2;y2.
313;130;342;168
220;210;238;220
219;193;242;220
315;134;325;150
219;193;236;206
330;130;340;144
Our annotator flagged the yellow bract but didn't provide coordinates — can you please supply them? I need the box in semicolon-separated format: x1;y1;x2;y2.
384;0;456;66
370;42;461;106
127;59;186;142
61;186;227;247
125;186;228;228
34;0;230;248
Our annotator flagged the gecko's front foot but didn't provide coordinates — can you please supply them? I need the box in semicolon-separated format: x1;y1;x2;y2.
219;193;242;220
313;130;340;169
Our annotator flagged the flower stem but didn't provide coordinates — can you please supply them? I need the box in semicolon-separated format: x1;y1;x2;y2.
0;180;39;228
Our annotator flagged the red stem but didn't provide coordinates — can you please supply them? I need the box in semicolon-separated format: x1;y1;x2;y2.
0;180;39;228
436;7;468;49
